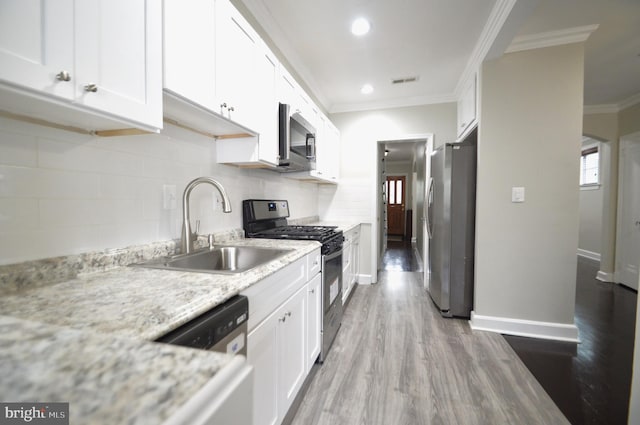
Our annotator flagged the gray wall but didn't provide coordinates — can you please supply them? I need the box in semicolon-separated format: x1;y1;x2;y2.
474;43;584;329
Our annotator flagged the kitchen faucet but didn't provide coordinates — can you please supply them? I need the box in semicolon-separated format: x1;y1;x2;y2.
181;177;232;254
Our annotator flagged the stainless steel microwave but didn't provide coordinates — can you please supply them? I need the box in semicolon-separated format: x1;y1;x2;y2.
277;103;315;172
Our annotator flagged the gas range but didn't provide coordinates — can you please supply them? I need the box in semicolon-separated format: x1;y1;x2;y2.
243;199;344;363
242;200;343;255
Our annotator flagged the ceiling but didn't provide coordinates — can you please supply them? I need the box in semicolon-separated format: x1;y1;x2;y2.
238;0;640;114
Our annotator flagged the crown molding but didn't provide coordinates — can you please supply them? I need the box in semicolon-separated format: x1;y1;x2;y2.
505;24;599;54
619;92;640;110
583;104;621;115
583;92;640;115
329;93;457;114
455;0;517;98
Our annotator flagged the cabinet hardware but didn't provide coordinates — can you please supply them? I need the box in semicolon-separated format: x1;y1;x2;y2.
220;102;227;114
309;289;315;294
286;311;291;318
56;71;71;82
84;84;98;93
228;106;234;119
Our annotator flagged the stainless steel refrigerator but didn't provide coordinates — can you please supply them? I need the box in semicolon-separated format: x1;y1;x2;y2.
427;129;477;318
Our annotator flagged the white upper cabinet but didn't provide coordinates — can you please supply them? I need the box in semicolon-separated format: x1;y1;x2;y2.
0;0;162;132
75;0;162;129
0;0;74;100
215;0;259;130
162;0;257;139
457;73;477;139
163;0;216;111
253;44;279;166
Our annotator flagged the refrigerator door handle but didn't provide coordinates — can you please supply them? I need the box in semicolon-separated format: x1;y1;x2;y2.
426;177;434;238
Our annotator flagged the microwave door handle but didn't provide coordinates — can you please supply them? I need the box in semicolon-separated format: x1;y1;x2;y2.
306;134;316;160
279;103;291;162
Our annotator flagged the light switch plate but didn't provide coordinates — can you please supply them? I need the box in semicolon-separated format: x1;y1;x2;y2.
512;186;525;203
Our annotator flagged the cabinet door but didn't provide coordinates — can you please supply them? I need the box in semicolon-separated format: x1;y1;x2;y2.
306;274;322;373
277;285;307;419
0;0;74;100
163;0;216;111
255;44;279;166
247;311;279;425
215;0;258;129
74;0;162;129
457;74;476;137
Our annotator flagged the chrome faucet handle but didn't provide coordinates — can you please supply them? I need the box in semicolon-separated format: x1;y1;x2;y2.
207;234;215;250
194;220;200;236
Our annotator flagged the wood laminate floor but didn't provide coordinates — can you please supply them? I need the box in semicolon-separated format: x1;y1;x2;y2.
291;270;570;425
504;256;638;425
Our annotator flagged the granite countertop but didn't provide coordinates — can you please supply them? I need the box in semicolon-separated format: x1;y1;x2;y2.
0;238;320;340
0;236;320;424
0;315;236;424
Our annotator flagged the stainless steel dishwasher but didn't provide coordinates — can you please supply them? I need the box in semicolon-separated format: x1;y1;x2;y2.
156;295;248;356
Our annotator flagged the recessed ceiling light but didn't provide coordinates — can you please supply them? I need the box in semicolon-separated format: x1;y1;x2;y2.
351;17;370;36
361;84;373;94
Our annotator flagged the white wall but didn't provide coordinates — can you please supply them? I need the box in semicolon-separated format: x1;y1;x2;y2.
578;140;603;259
318;103;457;280
471;43;584;341
0;117;319;265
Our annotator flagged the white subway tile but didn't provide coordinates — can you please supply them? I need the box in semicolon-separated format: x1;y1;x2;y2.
0;130;38;166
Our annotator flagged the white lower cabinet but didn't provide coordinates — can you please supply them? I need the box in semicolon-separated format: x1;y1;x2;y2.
248;285;305;425
305;274;322;373
342;225;361;304
243;248;322;425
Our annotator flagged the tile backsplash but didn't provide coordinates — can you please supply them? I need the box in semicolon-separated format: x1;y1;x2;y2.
0;117;319;265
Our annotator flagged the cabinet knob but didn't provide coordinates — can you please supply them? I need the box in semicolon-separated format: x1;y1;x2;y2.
220;103;227;113
56;71;71;82
84;84;98;93
310;288;315;294
227;106;234;118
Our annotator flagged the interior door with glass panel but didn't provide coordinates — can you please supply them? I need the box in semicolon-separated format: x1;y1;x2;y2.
386;176;406;237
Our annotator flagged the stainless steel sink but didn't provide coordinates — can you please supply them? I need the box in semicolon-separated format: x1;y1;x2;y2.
133;246;291;274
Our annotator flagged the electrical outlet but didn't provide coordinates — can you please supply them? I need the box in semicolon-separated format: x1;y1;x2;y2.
163;185;177;210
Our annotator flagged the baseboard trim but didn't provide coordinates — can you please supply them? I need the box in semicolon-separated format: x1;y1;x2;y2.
469;312;580;343
577;249;601;261
596;270;615;282
357;274;372;285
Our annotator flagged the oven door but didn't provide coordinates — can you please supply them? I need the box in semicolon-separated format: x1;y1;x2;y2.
323;249;343;314
321;248;343;361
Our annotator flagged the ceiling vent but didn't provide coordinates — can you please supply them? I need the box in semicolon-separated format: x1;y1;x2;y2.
391;76;419;85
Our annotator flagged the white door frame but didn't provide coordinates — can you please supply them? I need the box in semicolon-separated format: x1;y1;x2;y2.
614;131;640;289
371;133;434;283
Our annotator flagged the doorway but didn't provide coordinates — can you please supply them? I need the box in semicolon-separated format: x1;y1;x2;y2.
386;175;406;239
615;132;640;290
374;135;433;275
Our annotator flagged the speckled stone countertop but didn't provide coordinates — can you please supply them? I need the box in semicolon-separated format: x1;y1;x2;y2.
0;235;320;424
0;315;236;425
0;238;320;340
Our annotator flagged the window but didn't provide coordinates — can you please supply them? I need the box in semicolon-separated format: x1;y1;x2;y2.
580;146;599;186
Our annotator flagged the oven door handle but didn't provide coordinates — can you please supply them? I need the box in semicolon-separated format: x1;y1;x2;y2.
323;249;343;262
